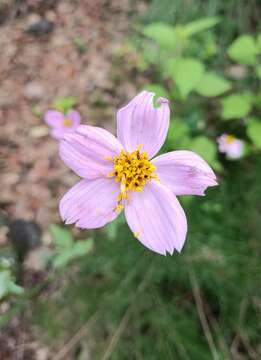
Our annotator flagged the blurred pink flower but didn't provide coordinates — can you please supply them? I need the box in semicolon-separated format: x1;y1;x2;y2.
217;134;244;159
44;110;81;140
59;91;217;255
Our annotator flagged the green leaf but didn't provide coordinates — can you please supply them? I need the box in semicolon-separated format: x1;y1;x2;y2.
53;239;93;268
221;94;252;120
7;281;24;296
70;240;93;258
50;224;73;249
142;23;177;51
170;58;205;98
53;96;76;113
195;72;231;97
228;35;257;65
183;17;220;37
52;250;74;269
0;270;24;300
247;119;261;149
188;136;220;170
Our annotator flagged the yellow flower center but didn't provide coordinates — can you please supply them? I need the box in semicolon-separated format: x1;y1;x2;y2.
63;118;73;127
225;135;235;144
107;147;158;211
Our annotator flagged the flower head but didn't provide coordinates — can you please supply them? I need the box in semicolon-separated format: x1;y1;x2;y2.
59;91;217;255
44;109;81;140
217;134;244;159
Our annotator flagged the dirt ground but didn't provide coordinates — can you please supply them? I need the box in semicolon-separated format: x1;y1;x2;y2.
0;0;141;229
0;1;144;358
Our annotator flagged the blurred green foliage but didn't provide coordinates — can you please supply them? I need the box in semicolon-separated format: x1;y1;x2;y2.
53;96;77;113
120;12;261;165
0;258;23;300
29;154;261;358
228;35;259;65
50;225;93;269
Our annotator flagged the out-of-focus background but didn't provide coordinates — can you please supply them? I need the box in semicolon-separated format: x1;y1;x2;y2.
0;0;261;359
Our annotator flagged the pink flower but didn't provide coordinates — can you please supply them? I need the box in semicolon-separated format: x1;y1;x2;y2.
217;134;244;159
59;91;217;255
44;110;81;140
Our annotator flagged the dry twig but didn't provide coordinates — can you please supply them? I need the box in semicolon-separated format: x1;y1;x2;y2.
189;269;219;360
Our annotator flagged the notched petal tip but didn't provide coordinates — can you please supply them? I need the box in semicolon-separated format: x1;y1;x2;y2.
165;248;174;256
117;91;170;158
156;96;169;105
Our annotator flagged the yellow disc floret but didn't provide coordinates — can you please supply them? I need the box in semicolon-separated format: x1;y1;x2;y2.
108;147;158;211
225;135;235;144
63;118;73;127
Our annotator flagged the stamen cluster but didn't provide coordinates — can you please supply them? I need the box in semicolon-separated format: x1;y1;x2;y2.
63;118;73;127
225;135;235;144
108;149;157;208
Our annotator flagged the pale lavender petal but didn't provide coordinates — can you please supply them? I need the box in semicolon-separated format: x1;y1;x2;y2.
51;128;67;140
67;110;81;128
117;91;170;158
152;150;217;196
217;134;244;159
59;125;123;179
124;181;187;255
51;125;79;140
226;140;244;159
44;110;64;128
60;178;120;229
217;134;229;153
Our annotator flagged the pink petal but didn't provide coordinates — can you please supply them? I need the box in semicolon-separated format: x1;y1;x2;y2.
226;140;244;159
59;125;122;179
152;151;217;196
44;110;64;128
217;134;229;153
51;128;67;140
124;181;187;255
60;178;120;229
67;110;81;128
117;91;170;158
51;125;79;140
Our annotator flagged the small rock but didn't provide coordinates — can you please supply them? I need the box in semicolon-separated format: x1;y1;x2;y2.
45;10;57;23
24;246;53;271
0;90;14;107
0;225;8;246
26;13;42;27
35;346;50;360
30;126;49;138
0;0;11;25
26;19;54;36
8;219;42;262
226;65;247;79
24;81;44;101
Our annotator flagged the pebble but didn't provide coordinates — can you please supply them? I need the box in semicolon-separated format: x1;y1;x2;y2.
26;19;54;36
24;81;44;101
226;65;247;79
